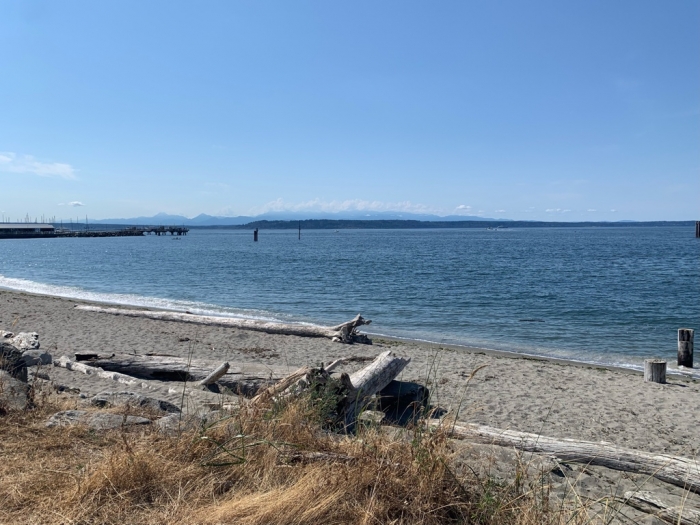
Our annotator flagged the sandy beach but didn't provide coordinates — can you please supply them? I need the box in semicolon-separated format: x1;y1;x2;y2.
2;287;698;458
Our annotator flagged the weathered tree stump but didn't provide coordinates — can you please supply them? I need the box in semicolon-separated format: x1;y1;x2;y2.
678;328;694;368
644;359;666;384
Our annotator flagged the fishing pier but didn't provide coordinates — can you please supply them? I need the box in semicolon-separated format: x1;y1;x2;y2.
0;224;189;240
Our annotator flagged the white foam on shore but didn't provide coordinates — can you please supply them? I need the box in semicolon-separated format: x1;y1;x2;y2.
0;274;296;325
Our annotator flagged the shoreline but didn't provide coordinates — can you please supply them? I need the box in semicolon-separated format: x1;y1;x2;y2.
2;287;699;456
2;282;692;377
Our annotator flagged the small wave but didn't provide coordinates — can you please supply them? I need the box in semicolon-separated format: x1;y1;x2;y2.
0;274;297;325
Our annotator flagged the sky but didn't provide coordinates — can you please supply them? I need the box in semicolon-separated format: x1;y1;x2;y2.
0;1;698;222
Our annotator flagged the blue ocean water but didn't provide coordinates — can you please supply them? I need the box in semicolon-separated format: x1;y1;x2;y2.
0;226;698;369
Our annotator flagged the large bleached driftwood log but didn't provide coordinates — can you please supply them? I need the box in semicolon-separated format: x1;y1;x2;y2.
74;305;372;343
76;354;283;396
342;350;410;429
54;355;151;389
432;421;700;494
621;491;700;525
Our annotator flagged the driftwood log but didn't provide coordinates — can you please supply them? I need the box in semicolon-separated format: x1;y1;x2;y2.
250;359;348;406
432;421;700;494
341;350;410;429
74;353;283;396
74;305;372;343
621;491;700;525
54;356;151;389
198;362;230;386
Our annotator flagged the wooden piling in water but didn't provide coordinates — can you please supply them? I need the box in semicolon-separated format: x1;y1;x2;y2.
644;359;666;383
696;221;700;238
678;328;694;368
253;228;258;242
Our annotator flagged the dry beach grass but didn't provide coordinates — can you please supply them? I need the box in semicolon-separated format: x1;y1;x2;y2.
0;390;625;525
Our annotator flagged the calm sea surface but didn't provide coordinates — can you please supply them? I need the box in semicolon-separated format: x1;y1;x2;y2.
1;227;698;369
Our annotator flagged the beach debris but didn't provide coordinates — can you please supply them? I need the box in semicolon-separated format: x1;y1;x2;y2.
198;362;230;386
89;391;181;413
21;349;52;367
620;491;700;525
74;304;373;343
249;358;349;406
0;342;28;382
45;410;151;430
0;370;30;410
250;351;410;431
429;420;700;495
0;331;40;350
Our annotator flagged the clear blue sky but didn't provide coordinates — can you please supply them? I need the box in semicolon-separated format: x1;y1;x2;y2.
1;1;698;221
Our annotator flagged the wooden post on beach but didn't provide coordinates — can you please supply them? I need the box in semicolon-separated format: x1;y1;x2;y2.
644;359;666;383
678;328;694;368
253;228;258;242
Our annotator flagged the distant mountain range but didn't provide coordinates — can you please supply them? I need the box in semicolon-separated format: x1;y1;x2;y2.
90;211;503;226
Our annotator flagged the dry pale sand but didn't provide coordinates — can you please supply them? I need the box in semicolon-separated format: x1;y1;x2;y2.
2;288;699;459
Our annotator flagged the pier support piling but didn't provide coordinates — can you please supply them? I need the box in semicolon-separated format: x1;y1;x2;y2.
253;228;258;242
678;328;694;368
